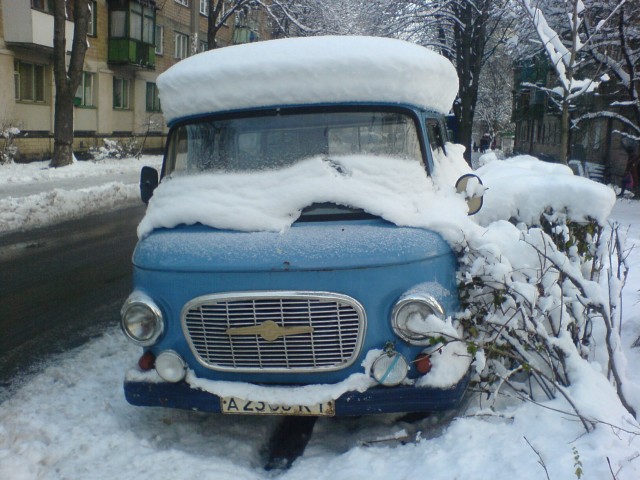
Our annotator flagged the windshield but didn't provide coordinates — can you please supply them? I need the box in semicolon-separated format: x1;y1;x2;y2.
164;110;424;175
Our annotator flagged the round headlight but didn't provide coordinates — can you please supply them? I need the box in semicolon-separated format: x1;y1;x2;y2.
391;293;445;345
121;292;164;346
371;352;409;386
155;350;186;383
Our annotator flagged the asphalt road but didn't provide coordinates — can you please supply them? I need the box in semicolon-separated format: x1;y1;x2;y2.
0;203;146;399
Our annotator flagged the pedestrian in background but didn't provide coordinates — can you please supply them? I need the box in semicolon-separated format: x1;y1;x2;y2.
619;146;639;197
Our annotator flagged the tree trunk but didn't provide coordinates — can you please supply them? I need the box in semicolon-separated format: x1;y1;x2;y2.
50;0;89;168
451;1;490;166
53;82;76;166
559;102;570;165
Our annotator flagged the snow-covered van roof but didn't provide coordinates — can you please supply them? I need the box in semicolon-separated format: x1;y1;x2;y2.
156;36;459;124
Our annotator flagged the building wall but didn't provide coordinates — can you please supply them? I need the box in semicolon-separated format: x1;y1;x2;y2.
0;0;270;162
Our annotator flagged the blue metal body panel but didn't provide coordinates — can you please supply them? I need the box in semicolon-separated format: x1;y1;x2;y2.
133;218;459;385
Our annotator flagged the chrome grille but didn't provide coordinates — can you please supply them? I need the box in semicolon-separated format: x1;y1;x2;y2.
182;292;366;372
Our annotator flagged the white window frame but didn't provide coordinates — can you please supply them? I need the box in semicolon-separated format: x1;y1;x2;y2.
155;25;164;55
200;0;208;15
87;1;97;36
175;0;189;6
146;82;161;112
75;72;95;107
175;32;189;59
14;60;47;103
113;77;130;110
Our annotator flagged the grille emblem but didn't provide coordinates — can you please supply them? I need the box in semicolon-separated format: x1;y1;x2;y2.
225;320;314;342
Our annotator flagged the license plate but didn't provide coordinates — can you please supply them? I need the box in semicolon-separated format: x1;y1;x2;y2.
220;397;335;416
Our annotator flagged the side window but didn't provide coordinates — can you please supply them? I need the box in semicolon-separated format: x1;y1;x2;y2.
426;119;446;156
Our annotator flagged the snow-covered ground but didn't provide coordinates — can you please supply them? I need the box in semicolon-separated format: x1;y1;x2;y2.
0;154;639;479
0;156;162;234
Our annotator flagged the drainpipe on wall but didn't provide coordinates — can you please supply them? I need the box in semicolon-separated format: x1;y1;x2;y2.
190;0;199;56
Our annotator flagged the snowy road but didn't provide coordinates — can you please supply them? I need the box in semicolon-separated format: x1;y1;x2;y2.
0;204;145;398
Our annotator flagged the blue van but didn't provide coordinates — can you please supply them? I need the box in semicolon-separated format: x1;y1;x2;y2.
121;36;481;416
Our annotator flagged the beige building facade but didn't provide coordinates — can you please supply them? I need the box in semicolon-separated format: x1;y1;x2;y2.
0;0;269;162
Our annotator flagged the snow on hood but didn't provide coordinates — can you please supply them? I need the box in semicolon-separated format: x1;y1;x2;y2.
137;153;474;240
157;36;459;123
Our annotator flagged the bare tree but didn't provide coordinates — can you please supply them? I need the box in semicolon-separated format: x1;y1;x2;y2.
50;0;91;168
476;47;514;139
259;0;379;38
517;0;611;165
203;0;255;50
371;0;514;165
577;0;640;144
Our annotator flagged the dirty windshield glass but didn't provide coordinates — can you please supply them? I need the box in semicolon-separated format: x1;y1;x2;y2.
164;110;423;175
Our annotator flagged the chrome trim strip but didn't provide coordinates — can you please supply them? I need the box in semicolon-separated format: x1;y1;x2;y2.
181;291;367;373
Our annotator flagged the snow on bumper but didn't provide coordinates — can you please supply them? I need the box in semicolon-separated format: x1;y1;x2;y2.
123;370;471;416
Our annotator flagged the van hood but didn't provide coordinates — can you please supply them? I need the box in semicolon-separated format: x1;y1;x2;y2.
133;219;453;273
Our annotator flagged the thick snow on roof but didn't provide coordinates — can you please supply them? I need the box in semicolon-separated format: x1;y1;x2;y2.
157;36;459;123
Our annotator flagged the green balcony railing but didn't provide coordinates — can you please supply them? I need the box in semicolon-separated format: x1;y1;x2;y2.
109;38;155;68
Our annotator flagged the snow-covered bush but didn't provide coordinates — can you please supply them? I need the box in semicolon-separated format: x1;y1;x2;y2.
454;157;634;426
1;123;21;164
90;138;140;160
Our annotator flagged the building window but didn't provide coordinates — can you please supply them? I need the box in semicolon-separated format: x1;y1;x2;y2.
14;61;46;103
75;72;95;107
200;0;208;15
155;25;164;54
199;40;208;52
110;1;155;45
113;77;130;109
31;0;54;13
175;32;189;59
88;1;97;37
146;82;161;112
176;0;189;6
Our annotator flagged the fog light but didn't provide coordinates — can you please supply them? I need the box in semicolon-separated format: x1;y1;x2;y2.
371;351;408;386
155;350;186;383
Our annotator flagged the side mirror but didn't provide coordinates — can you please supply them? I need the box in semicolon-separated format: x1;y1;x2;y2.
455;174;484;216
140;166;159;204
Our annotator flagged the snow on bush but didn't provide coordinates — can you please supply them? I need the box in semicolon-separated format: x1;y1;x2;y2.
91;138;141;160
0;123;20;164
454;154;635;425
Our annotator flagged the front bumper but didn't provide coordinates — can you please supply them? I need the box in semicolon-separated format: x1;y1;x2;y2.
124;373;470;416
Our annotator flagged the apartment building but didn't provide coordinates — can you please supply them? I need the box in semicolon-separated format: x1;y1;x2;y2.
512;55;636;184
0;0;269;162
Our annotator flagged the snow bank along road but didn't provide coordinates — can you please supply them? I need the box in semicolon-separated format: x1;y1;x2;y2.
0;156;162;235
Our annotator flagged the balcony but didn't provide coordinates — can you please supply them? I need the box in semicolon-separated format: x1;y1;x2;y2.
107;0;156;69
2;3;74;51
108;39;155;68
232;27;259;45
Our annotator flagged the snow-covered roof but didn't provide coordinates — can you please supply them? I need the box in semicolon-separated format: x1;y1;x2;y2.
156;36;459;124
